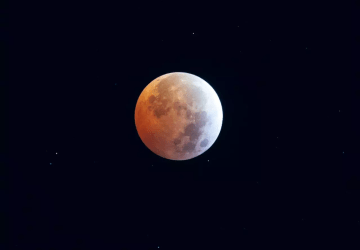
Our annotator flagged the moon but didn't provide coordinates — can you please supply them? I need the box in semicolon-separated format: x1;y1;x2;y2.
135;72;223;161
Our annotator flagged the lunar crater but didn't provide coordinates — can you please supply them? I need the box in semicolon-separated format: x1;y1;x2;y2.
200;139;209;147
148;95;156;104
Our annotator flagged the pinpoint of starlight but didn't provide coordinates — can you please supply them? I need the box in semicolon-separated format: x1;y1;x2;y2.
135;72;223;161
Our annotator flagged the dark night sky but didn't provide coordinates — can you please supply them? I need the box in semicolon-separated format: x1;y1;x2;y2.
7;0;359;249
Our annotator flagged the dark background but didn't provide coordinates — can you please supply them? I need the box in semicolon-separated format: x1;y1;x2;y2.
7;0;359;249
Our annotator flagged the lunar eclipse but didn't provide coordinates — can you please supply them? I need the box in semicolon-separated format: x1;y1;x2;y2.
135;72;223;160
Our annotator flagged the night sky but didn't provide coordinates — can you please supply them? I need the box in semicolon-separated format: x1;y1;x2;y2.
7;1;359;249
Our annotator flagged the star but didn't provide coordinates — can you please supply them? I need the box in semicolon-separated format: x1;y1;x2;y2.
305;47;308;50
207;160;209;162
343;152;345;154
55;152;58;155
193;32;194;34
158;246;160;249
339;110;341;112
49;163;52;165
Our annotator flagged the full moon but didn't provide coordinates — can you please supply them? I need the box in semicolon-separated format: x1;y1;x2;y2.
135;72;223;161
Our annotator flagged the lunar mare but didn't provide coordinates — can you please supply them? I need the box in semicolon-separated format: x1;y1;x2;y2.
135;72;223;161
